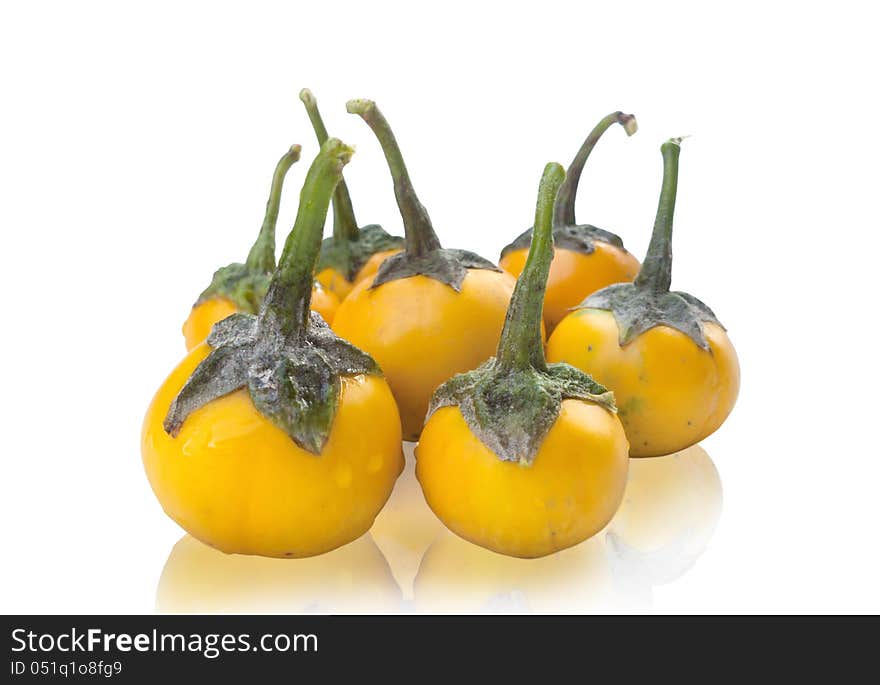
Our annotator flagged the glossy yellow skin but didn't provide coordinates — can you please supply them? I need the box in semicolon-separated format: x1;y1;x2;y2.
333;269;519;440
354;248;403;290
157;534;401;614
416;401;629;558
316;248;403;301
500;243;640;334
182;297;238;351
547;310;740;457
310;283;341;325
182;286;340;352
142;344;404;558
316;268;353;300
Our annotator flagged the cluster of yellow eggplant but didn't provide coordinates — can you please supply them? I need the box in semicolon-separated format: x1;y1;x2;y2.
142;91;739;560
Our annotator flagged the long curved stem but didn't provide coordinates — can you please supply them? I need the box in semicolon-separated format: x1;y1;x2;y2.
633;138;683;294
261;139;353;342
496;163;565;373
347;99;441;257
553;111;637;227
299;89;360;245
245;145;301;272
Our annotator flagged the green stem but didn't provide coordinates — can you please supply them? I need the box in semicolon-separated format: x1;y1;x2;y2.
634;138;683;293
553;111;637;227
261;139;354;342
496;162;566;373
245;145;302;272
347;99;441;257
300;89;360;245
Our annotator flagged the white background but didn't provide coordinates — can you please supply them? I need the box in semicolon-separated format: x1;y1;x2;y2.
1;1;878;614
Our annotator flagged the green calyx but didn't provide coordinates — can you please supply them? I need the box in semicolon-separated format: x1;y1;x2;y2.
500;112;637;261
165;139;382;454
580;138;723;349
196;145;301;313
347;98;500;291
428;163;615;465
300;89;404;281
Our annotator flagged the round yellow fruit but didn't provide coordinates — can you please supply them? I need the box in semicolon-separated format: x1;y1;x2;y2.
333;269;518;439
547;309;739;457
500;241;639;334
142;344;403;558
416;400;629;558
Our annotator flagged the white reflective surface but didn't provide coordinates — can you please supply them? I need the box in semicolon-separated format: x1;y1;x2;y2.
156;444;722;614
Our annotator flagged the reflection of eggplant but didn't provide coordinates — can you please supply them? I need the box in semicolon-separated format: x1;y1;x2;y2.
413;529;613;614
606;445;723;604
369;444;444;599
156;534;400;614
